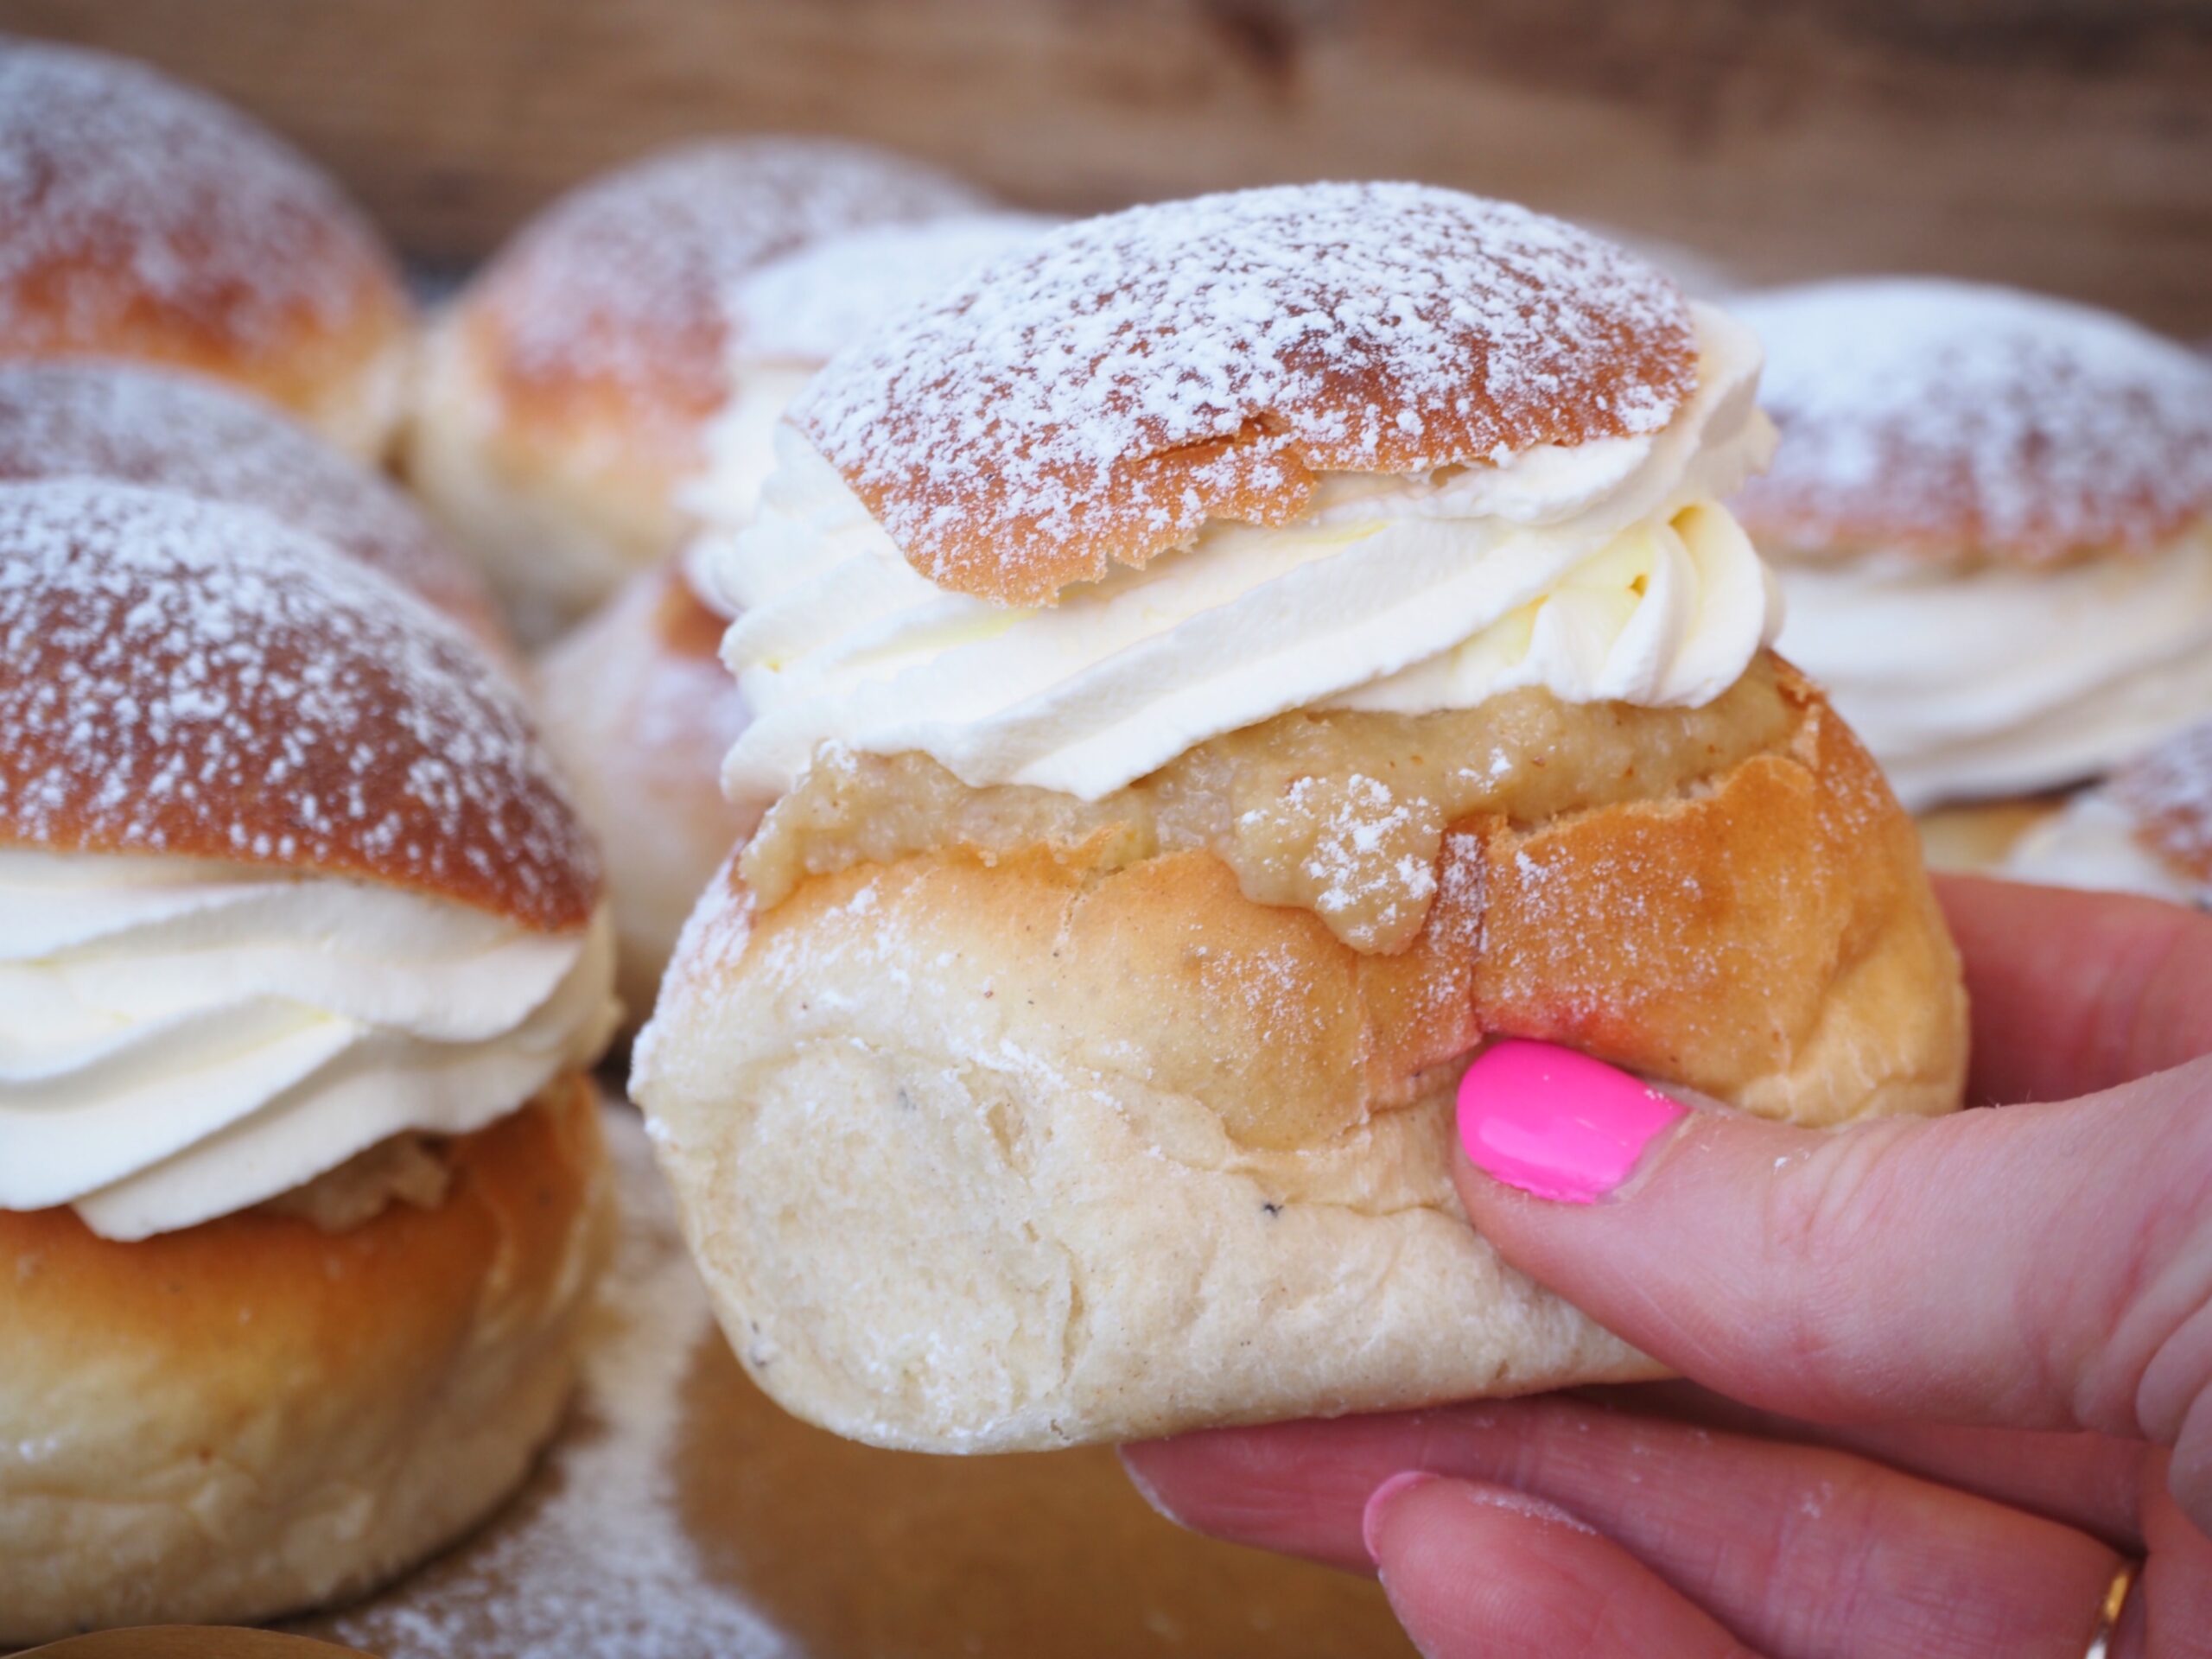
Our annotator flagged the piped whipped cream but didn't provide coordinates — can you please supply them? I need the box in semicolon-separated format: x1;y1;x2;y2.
682;363;821;596
704;302;1778;817
1773;520;2212;810
2003;792;2205;906
0;849;620;1240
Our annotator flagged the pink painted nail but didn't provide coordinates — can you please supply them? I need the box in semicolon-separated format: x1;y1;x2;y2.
1362;1470;1440;1563
1457;1040;1687;1204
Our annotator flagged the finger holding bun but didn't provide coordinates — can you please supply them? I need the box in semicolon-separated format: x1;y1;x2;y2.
633;184;1968;1453
538;213;1058;1018
408;137;991;642
0;37;413;461
1732;277;2212;857
0;479;620;1643
0;359;508;653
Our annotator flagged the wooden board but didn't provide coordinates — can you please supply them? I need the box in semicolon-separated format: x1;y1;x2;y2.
2;0;2209;334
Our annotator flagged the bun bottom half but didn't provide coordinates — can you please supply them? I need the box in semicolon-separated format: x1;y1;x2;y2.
637;681;1967;1452
0;1076;611;1646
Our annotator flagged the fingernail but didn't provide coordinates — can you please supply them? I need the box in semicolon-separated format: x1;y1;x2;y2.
1457;1039;1687;1204
1362;1470;1439;1562
1116;1448;1192;1533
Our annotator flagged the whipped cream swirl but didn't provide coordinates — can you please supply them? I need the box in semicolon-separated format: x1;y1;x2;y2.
1774;521;2212;810
703;302;1777;817
0;849;620;1240
679;363;819;614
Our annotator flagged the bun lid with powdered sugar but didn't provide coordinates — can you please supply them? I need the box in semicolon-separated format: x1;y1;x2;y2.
0;360;506;650
0;37;412;456
461;137;993;430
1733;277;2212;567
790;181;1707;607
0;477;595;928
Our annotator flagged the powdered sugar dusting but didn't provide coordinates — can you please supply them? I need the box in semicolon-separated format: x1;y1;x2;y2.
0;39;396;351
2113;721;2212;883
728;213;1060;364
793;181;1696;605
480;138;989;402
314;1107;785;1659
0;360;498;630
1734;278;2212;564
0;479;596;928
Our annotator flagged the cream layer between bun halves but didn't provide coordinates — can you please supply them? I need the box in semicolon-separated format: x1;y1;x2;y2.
0;849;613;1238
639;184;1966;1454
0;480;617;1240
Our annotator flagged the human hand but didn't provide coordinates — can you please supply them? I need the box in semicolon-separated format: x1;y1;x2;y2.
1122;877;2212;1657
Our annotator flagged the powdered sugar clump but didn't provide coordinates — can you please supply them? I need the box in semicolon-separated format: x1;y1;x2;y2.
0;360;495;627
0;479;596;927
793;182;1696;603
314;1107;785;1659
0;39;394;348
483;138;988;397
728;213;1060;364
1734;277;2212;563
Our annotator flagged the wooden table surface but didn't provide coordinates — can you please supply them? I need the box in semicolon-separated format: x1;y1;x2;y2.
3;0;2208;335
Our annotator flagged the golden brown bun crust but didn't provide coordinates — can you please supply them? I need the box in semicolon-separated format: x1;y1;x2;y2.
0;40;412;460
0;480;598;929
791;183;1698;606
0;1076;611;1644
636;668;1967;1449
1732;278;2212;569
536;564;749;1017
0;359;506;651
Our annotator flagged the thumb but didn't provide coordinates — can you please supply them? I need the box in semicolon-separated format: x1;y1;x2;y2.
1453;1039;2212;1532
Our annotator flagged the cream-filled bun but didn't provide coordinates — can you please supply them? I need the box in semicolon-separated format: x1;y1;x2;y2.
0;479;620;1643
1734;278;2212;818
539;214;1056;1016
635;183;1969;1453
2005;721;2212;907
407;138;991;642
0;38;413;461
0;359;508;655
